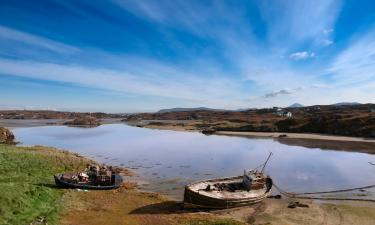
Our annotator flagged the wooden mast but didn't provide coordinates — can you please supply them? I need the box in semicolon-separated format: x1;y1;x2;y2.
261;152;273;173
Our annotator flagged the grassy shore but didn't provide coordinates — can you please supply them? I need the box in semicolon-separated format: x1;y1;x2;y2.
2;143;375;225
0;144;243;225
0;144;93;224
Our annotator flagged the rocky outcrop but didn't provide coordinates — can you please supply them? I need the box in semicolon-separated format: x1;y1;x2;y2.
64;116;101;127
0;127;15;144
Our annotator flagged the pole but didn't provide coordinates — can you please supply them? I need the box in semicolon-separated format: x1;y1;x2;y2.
261;152;273;173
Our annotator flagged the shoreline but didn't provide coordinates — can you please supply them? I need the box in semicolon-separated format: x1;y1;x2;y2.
215;131;375;143
2;143;375;224
58;142;375;225
140;124;375;153
4;118;374;144
143;124;375;143
0;118;124;128
138;123;375;143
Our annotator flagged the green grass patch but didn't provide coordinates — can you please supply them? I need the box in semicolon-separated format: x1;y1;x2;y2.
0;144;92;225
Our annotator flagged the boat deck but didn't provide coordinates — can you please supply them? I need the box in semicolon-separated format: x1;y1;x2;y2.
188;177;267;199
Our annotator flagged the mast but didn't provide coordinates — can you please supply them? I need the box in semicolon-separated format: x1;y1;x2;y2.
261;152;273;173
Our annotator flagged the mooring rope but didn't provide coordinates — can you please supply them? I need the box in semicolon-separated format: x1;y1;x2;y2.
273;183;375;202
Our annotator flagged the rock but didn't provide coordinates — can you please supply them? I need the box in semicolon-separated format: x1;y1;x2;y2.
288;201;309;208
64;116;101;127
267;194;282;199
0;127;15;144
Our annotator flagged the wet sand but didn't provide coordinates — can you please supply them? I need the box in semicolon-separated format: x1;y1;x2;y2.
216;131;375;143
140;123;375;153
139;122;375;144
216;131;375;154
60;183;375;225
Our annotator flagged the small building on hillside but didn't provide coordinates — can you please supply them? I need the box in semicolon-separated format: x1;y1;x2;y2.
276;111;292;118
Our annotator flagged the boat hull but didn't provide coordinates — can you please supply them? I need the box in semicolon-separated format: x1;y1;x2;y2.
54;173;123;190
184;176;271;209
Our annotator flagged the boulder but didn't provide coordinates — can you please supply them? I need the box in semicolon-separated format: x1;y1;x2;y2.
0;127;15;144
64;116;101;127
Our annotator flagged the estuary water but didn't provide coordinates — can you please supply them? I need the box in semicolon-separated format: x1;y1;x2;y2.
12;124;375;199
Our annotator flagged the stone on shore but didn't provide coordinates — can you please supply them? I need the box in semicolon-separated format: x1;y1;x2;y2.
0;127;15;144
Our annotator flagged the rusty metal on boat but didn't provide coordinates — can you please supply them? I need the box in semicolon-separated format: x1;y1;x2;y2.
183;170;272;209
184;152;273;209
54;165;123;190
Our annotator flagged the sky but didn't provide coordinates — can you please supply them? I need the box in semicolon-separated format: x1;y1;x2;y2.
0;0;375;112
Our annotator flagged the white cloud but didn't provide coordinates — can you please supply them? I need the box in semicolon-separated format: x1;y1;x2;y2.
3;2;367;110
289;51;315;60
113;0;251;40
322;39;334;46
323;28;334;35
0;25;79;54
0;58;251;108
264;87;304;98
328;28;375;85
258;0;341;46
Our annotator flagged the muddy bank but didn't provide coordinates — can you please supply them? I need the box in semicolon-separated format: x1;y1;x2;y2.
0;118;123;128
216;131;375;143
216;131;375;154
60;183;375;225
133;122;375;153
277;138;375;154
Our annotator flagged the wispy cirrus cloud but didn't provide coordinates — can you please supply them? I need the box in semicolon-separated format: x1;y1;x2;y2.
0;25;251;108
328;27;375;85
0;25;79;54
3;0;373;111
258;0;341;47
322;28;334;46
289;51;315;60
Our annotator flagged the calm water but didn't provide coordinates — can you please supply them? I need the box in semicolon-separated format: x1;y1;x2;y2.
12;124;375;199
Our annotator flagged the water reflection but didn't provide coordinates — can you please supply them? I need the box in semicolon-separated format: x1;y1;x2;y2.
13;124;375;199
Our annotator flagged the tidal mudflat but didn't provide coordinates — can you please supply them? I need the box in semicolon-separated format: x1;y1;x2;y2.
12;124;375;199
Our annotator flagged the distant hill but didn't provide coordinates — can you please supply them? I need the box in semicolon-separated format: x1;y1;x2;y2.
157;107;221;113
332;102;361;106
235;108;257;112
287;103;304;108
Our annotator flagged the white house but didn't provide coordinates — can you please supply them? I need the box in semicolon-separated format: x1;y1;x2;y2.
276;111;292;118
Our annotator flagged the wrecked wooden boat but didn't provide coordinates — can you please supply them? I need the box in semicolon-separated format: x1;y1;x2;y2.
54;165;123;190
184;152;273;209
184;170;273;209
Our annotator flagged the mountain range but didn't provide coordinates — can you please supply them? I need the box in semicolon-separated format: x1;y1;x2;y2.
157;102;363;113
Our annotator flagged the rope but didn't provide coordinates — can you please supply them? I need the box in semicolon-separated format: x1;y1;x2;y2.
282;184;375;196
273;183;375;202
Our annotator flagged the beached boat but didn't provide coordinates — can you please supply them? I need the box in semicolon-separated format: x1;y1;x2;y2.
183;171;272;209
54;165;123;190
54;173;123;190
184;152;273;209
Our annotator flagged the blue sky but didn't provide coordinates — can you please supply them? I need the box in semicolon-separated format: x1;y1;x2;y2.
0;0;375;112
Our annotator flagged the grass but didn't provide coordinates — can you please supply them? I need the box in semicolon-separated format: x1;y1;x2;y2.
0;144;92;225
